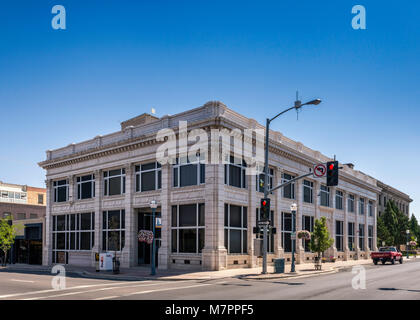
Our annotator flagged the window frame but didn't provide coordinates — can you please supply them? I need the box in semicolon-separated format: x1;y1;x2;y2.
335;190;343;210
103;169;126;196
282;173;296;200
348;194;355;213
303;180;314;204
102;209;125;252
224;204;248;254
335;220;344;252
224;156;247;189
173;155;205;188
348;222;355;251
53;179;69;203
135;162;162;192
320;185;330;207
77;174;95;200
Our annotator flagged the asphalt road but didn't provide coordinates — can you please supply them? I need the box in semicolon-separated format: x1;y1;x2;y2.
0;259;419;300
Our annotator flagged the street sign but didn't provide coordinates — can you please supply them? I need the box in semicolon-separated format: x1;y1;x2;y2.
313;163;327;178
156;217;162;228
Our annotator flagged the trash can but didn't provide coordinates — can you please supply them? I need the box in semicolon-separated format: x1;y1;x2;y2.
112;257;120;274
274;258;285;273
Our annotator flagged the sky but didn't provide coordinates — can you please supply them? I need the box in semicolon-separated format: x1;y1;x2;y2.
0;1;419;218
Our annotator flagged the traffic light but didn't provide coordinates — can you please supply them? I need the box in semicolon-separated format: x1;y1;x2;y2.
326;161;339;186
260;198;270;221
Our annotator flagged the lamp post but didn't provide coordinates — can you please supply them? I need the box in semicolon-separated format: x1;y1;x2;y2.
150;200;158;275
290;203;297;273
406;229;410;260
261;97;321;274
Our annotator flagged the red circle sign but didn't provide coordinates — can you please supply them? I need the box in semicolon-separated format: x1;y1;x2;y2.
314;164;327;177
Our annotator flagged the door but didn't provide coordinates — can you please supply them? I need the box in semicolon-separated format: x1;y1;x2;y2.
138;211;161;266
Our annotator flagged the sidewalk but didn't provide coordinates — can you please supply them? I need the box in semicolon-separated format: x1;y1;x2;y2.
5;256;414;282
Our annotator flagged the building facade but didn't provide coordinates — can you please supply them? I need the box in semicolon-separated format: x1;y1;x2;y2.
0;181;46;264
39;101;381;270
377;180;412;217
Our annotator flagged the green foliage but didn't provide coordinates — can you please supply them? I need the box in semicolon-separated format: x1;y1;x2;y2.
409;215;420;241
0;217;20;265
309;217;334;259
378;200;411;248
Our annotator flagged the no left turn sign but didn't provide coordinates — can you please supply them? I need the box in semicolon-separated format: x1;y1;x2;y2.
313;164;327;178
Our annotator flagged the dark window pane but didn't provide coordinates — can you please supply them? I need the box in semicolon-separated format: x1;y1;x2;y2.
229;230;241;253
80;232;91;250
199;229;205;253
179;204;197;227
81;213;91;230
224;204;229;227
57;233;65;250
229;165;241;188
121;210;125;229
70;214;76;230
157;170;161;189
107;210;120;229
108;231;120;251
57;186;67;202
57;215;65;231
70;232;75;250
179;229;197;253
172;206;177;227
108;177;121;195
224;229;228;250
242;207;247;228
180;164;198;187
136;174;140;192
141;171;155;191
103;212;107;230
173;167;178;187
141;163;155;171
121;231;125;250
283;233;291;252
172;229;177;252
199;204;205;226
80;181;93;199
103;231;107;251
243;230;247;254
229;205;241;228
200;164;205;183
109;169;121;177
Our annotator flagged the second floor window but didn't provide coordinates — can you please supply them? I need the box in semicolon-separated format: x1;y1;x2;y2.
77;174;95;200
348;194;355;213
53;179;69;203
335;190;343;210
173;155;205;188
303;180;313;203
336;220;344;252
136;162;162;192
38;194;44;204
359;198;365;215
368;201;374;217
282;173;295;199
320;185;330;207
104;169;126;196
224;156;247;189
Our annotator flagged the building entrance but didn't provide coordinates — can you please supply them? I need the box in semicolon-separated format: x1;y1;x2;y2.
137;210;161;266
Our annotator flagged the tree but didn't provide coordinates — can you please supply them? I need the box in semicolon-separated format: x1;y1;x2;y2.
309;217;334;260
409;215;420;241
377;216;393;246
0;217;19;266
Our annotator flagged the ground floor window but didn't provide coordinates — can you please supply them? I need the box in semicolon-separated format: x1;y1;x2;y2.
224;204;247;254
302;215;314;252
171;204;205;254
335;220;344;252
348;222;355;251
102;210;125;252
281;212;295;253
359;223;365;251
368;225;374;250
256;208;274;253
52;212;95;263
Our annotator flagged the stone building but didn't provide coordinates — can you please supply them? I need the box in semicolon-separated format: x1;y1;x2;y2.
376;180;412;217
38;101;381;270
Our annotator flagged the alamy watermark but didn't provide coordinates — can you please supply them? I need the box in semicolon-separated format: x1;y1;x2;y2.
51;5;66;30
351;265;366;289
51;264;66;290
352;5;366;30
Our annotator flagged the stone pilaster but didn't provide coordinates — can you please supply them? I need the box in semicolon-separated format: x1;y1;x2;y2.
43;179;53;266
330;187;337;259
364;199;369;258
343;192;349;261
295;179;304;264
247;168;258;267
314;181;320;220
202;163;227;270
92;170;102;266
373;201;378;251
355;197;360;260
158;164;170;270
121;164;135;267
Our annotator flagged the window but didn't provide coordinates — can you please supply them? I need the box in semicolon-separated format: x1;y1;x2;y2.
256;167;274;193
136;162;162;192
348;222;355;251
38;194;44;204
368;201;374;217
171;204;204;254
320;185;330;207
16;213;26;220
359;224;365;251
224;204;247;254
335;220;344;252
52;212;95;262
384;196;387;206
30;213;37;219
335;190;343;210
302;215;314;252
359;198;365;215
53;179;69;202
102;210;125;251
256;208;274;253
378;195;381;205
281;212;295;253
77;174;95;200
368;225;374;250
303;180;313;203
224;156;247;189
103;169;126;196
348;195;355;213
282;173;295;199
173;155;205;188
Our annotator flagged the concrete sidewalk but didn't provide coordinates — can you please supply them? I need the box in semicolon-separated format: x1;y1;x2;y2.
1;256;418;281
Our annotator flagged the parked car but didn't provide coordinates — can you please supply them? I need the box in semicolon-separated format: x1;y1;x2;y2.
371;246;403;265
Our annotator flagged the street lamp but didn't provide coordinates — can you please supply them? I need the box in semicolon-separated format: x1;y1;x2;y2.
261;97;322;274
290;203;297;273
150;200;158;275
406;229;410;260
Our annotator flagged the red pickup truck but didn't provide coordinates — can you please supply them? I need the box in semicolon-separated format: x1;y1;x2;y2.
371;247;403;265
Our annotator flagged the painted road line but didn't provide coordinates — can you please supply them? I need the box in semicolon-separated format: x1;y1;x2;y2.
122;283;213;297
21;280;192;300
0;280;151;299
93;296;119;300
10;279;35;283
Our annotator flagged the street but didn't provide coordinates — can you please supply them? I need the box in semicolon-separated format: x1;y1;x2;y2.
0;259;419;300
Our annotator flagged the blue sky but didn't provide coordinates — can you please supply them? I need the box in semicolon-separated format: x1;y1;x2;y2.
0;1;419;218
